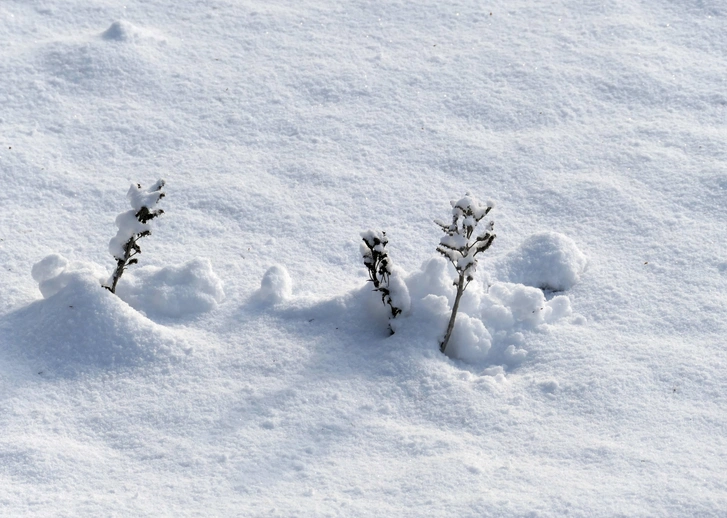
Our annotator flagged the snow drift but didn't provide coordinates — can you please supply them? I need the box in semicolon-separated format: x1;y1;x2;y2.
397;257;574;364
11;256;186;376
274;255;577;366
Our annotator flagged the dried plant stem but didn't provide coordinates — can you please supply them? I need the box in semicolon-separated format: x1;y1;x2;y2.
107;235;141;294
435;194;495;355
440;274;466;353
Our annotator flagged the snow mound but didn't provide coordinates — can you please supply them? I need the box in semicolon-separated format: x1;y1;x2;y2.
497;232;588;291
15;257;184;375
384;257;574;364
481;282;573;329
38;20;168;96
387;265;411;316
101;20;160;43
397;258;492;362
31;253;68;284
441;301;492;364
31;254;107;299
406;257;456;301
254;265;293;304
116;258;225;318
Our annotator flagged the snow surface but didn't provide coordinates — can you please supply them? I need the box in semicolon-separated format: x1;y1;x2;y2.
1;0;726;516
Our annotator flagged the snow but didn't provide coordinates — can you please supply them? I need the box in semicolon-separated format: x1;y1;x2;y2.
31;253;70;295
1;0;726;515
31;254;107;299
126;180;165;213
100;20;154;43
254;265;293;305
498;232;589;291
360;254;575;364
108;210;146;259
387;266;411;316
116;258;225;318
439;233;469;251
11;264;183;376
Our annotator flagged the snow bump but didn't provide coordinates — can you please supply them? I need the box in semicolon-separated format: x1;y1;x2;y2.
254;265;293;305
15;256;184;375
100;20;156;43
498;232;588;291
116;258;225;318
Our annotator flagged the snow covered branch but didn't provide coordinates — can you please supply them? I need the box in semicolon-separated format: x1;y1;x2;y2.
104;180;166;294
436;193;495;354
361;230;405;322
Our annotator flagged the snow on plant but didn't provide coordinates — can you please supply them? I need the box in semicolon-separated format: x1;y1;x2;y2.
105;180;165;294
361;230;406;322
435;193;495;355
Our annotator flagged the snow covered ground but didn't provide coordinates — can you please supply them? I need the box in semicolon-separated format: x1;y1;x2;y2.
1;0;726;515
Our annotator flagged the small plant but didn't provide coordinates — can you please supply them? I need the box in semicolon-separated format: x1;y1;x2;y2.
105;180;166;294
361;230;404;320
435;194;495;354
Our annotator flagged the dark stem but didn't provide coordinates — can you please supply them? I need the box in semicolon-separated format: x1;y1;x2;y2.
440;273;465;354
106;235;137;294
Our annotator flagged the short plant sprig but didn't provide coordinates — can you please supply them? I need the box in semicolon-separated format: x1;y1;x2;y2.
435;194;495;354
105;180;166;294
361;230;403;318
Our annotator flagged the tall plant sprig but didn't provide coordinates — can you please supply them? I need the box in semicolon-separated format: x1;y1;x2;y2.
361;230;403;318
105;180;166;294
435;194;495;354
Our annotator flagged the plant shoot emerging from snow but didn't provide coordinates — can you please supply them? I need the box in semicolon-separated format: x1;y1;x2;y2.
361;230;404;320
436;194;495;354
105;180;166;294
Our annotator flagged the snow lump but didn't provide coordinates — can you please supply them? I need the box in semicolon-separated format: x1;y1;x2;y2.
254;265;293;305
16;255;185;375
497;232;588;291
116;258;225;318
